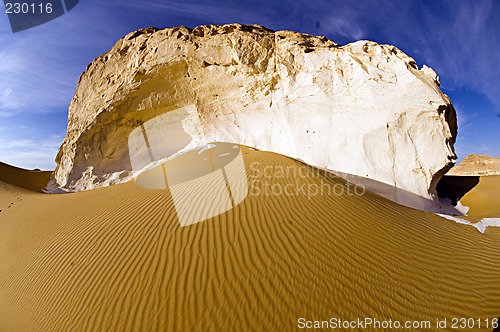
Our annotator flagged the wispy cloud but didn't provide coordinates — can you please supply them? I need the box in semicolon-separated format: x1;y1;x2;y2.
417;1;500;109
121;0;294;30
0;30;74;114
0;138;36;149
0;0;498;169
0;135;61;170
0;0;138;117
308;1;500;113
0;0;136;168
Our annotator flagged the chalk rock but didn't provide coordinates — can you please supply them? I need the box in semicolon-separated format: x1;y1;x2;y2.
51;24;457;209
448;154;500;176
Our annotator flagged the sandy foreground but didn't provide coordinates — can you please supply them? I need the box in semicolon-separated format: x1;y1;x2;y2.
1;147;499;331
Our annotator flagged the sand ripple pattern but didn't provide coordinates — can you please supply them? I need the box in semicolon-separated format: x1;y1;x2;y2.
1;149;500;331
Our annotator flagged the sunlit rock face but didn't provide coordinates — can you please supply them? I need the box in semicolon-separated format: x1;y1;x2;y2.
448;155;500;176
51;23;457;208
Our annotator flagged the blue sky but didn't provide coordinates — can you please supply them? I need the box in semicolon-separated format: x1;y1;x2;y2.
0;0;499;170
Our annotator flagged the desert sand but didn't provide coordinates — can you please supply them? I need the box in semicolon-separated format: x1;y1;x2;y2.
460;176;500;217
0;161;51;192
1;147;499;331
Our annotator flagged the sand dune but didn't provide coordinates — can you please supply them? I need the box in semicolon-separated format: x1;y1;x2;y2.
0;162;51;192
460;176;500;217
1;148;500;331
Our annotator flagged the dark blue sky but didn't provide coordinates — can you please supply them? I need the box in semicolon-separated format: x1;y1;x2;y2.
1;0;499;169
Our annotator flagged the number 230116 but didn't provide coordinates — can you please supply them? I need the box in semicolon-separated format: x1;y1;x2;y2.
5;2;53;14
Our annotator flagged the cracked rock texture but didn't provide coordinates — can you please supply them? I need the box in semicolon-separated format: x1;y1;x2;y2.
51;24;457;208
448;155;500;176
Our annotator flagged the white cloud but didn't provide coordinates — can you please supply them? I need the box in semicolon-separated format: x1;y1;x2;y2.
1;149;57;170
322;16;364;40
0;0;498;169
313;0;500;112
0;0;136;117
123;0;275;24
0;136;61;170
404;1;500;109
0;138;36;149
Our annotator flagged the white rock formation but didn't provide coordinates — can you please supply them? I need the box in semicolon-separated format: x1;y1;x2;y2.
447;154;500;176
50;24;457;210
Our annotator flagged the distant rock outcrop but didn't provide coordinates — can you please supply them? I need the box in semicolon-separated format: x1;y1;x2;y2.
50;24;457;209
448;154;500;176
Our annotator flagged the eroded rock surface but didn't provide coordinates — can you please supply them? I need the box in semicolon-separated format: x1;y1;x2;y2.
51;24;457;209
448;154;500;176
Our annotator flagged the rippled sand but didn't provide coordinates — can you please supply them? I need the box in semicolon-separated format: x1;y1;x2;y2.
1;147;499;331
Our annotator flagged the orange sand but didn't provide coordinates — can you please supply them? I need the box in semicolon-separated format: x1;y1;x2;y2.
0;162;51;192
1;148;499;331
460;176;500;217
